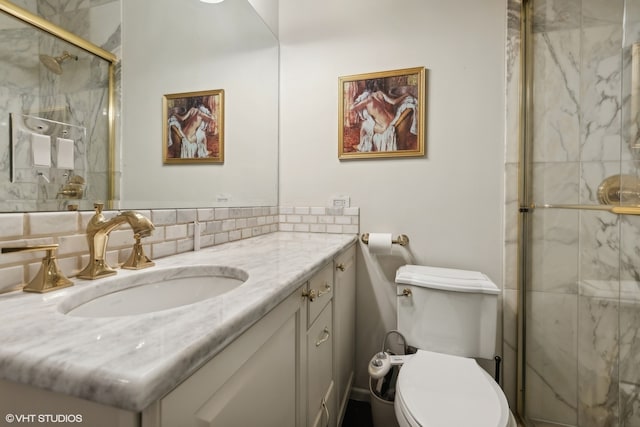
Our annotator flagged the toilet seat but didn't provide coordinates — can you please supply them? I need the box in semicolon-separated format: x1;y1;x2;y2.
394;350;510;427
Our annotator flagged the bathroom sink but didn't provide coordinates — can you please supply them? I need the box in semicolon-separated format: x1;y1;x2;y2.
61;266;248;317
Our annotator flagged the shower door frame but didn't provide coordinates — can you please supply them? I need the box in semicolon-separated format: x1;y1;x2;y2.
517;0;640;424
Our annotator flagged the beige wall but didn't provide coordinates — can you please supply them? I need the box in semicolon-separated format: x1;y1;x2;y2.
278;0;508;393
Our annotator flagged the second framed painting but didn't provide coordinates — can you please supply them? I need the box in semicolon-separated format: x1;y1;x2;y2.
163;89;224;164
338;66;426;159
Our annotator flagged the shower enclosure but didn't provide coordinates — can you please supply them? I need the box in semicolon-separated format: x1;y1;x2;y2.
519;0;640;426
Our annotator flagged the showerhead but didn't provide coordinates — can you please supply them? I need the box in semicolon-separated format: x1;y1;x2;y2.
39;51;78;75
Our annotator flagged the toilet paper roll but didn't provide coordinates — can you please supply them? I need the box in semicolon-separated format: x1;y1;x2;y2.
367;233;393;255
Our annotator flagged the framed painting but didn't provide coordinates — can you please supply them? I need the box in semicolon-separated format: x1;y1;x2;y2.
163;89;224;164
338;67;426;159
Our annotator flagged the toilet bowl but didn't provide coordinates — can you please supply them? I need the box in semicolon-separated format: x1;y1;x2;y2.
394;350;514;427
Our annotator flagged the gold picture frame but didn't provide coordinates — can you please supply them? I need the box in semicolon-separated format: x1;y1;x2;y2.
338;67;426;159
163;89;224;164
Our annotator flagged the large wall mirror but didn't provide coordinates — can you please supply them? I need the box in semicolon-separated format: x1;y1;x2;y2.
0;0;117;212
0;0;279;212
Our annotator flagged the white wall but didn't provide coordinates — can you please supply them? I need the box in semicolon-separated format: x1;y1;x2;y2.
278;0;507;391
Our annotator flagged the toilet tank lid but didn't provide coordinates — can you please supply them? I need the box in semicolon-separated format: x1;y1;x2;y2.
395;265;500;295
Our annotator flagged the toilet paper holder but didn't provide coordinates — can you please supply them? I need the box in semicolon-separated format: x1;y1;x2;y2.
361;233;409;246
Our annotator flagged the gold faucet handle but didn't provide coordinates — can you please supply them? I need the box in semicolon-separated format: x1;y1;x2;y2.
1;244;73;293
93;202;104;214
1;244;59;255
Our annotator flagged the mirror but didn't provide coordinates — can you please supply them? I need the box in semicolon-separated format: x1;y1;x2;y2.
0;0;279;211
0;0;116;212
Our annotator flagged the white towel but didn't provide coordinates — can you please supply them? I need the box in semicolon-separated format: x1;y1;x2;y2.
31;133;51;167
56;138;75;169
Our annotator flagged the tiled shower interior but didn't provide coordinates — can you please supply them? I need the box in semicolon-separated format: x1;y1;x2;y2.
522;0;640;426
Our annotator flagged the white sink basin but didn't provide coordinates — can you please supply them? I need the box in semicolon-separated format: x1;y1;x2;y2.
61;266;248;317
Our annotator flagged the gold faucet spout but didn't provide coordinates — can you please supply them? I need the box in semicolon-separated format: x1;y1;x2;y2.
78;203;155;280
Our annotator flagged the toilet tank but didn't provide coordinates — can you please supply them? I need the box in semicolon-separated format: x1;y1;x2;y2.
395;265;499;359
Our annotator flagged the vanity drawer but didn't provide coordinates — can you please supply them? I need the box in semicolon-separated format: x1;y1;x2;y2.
307;301;333;427
307;263;334;326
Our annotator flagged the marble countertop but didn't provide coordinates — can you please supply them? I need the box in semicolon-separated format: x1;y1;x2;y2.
0;232;356;412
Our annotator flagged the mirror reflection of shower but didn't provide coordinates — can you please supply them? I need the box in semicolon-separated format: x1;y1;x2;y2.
38;51;78;75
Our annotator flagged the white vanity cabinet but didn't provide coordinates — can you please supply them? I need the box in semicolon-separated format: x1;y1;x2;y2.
333;245;356;425
144;286;307;427
305;263;335;427
0;240;357;427
305;244;356;427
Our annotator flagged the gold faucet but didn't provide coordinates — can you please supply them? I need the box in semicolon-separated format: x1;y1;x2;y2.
78;203;155;280
1;244;73;293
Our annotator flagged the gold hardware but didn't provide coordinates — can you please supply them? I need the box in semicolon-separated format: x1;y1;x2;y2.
398;288;412;297
1;244;73;293
121;234;155;270
302;288;317;302
597;174;640;205
336;263;345;271
57;175;85;199
317;283;332;298
532;203;640;216
360;233;410;246
78;203;155;279
315;327;330;347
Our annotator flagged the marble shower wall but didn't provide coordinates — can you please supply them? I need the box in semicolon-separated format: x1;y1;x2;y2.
514;0;640;425
0;0;119;211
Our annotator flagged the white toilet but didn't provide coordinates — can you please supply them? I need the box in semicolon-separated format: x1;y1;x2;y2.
391;264;516;427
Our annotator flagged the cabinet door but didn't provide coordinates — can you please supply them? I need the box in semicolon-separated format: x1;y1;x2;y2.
333;245;356;424
157;287;305;427
307;301;334;427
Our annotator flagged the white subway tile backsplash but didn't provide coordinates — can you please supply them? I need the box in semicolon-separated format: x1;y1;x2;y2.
302;216;318;224
294;207;310;215
214;232;229;245
214;208;230;220
57;234;89;255
0;265;23;293
294;224;310;232
165;224;188;240
177;209;197;223
326;225;343;234
0;205;357;292
197;208;215;221
335;216;352;225
177;238;194;253
311;207;326;215
28;212;78;235
0;214;24;239
151;210;177;226
152;241;177;259
287;215;302;223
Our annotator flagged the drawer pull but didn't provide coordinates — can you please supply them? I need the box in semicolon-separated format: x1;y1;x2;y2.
315;327;330;347
317;283;332;298
302;289;317;302
336;263;345;271
322;397;330;427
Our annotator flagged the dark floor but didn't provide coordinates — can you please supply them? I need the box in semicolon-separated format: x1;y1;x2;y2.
341;399;374;427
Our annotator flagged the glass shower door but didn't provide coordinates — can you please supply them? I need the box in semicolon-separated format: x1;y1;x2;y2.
522;0;640;426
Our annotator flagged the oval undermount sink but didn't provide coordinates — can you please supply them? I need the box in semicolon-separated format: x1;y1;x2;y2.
61;266;248;318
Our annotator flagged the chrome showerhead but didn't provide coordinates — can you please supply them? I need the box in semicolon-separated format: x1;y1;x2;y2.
39;51;78;75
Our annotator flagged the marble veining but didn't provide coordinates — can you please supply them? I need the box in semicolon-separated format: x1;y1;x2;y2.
0;232;356;411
